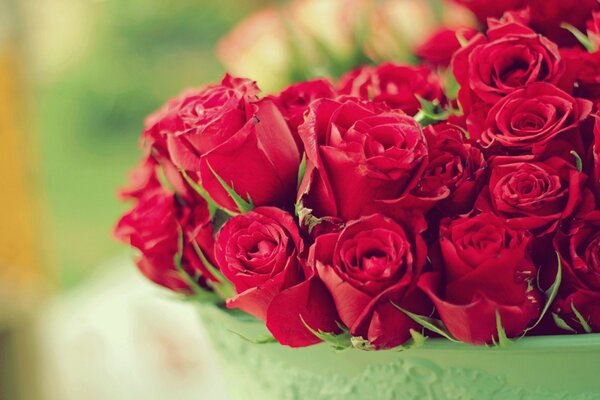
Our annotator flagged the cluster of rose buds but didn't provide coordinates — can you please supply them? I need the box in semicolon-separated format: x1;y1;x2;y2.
116;3;600;349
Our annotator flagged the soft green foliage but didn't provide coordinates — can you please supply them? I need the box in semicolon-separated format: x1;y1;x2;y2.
295;201;323;234
492;310;513;348
571;302;593;333
570;150;584;172
392;302;461;343
228;330;278;345
297;153;307;189
552;312;577;333
561;23;597;52
191;241;236;300
37;0;254;287
523;252;562;335
414;96;461;127
180;169;221;217
301;317;354;351
207;163;255;214
173;226;219;303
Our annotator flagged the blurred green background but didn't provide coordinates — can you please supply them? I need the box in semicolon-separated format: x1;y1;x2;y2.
34;0;262;288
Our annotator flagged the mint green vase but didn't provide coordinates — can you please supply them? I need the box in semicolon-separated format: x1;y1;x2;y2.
198;304;600;400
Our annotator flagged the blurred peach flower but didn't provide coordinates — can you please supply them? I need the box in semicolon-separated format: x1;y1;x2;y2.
217;0;477;92
217;8;292;92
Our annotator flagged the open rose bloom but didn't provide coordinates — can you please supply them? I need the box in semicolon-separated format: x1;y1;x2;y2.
116;1;600;361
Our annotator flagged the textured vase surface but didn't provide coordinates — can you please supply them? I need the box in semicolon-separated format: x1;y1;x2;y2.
198;304;600;400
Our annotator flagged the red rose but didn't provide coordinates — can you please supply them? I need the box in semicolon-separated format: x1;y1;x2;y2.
268;78;337;139
215;207;339;347
593;117;600;203
297;98;427;221
476;156;586;233
421;212;541;344
144;74;301;212
527;0;599;47
115;187;217;293
453;23;565;113
449;0;526;21
562;49;600;102
450;0;599;46
118;156;162;201
312;214;429;349
125;152;202;205
554;210;600;332
588;11;600;49
410;123;486;215
338;63;445;116
478;83;592;155
415;27;477;68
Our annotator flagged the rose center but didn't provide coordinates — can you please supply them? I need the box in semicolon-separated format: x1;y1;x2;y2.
248;239;278;258
360;250;390;277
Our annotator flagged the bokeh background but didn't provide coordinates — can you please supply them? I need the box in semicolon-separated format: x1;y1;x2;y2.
0;0;474;398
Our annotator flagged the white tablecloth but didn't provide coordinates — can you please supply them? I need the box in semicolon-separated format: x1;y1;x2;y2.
36;256;229;400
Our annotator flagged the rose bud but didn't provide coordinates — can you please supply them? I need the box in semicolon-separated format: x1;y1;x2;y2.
338;63;445;116
115;187;218;294
553;210;600;333
297;98;428;221
478;83;592;156
215;207;339;347
421;212;541;344
143;74;301;213
410;123;486;215
476;155;587;234
312;213;430;349
452;22;565;115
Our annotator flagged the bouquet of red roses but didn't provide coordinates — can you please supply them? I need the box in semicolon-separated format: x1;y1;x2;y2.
116;3;600;350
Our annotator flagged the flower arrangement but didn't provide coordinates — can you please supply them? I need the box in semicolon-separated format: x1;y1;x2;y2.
116;2;600;352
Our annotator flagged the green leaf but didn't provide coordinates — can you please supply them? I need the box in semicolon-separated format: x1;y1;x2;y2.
300;316;353;351
570;150;583;172
455;31;469;47
297;153;307;189
385;329;428;352
493;310;513;347
228;330;278;345
414;96;461;127
180;169;221;217
191;240;236;300
523;252;562;335
443;69;461;101
392;302;461;343
409;328;428;347
295;201;323;233
173;226;209;296
571;302;593;333
552;312;577;333
561;23;597;52
206;162;254;214
350;336;375;351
